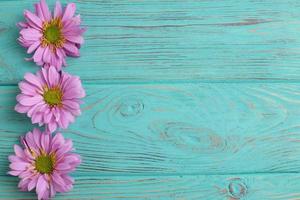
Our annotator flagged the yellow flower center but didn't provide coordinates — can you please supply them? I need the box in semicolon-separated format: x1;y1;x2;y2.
43;87;63;106
35;154;55;174
42;18;65;48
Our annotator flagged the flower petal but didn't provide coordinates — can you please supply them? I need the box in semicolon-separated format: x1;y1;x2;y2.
48;66;59;87
36;175;48;200
52;172;66;191
15;104;31;113
56;139;73;157
39;0;51;21
28;176;38;191
62;3;76;22
18;95;43;106
32;112;43;124
19;80;41;96
54;1;62;18
32;128;42;149
20;28;42;41
33;46;45;64
40;133;50;153
27;41;41;54
24;73;43;86
9;161;28;171
62;100;79;110
24;72;43;89
8;170;22;176
42;46;51;64
18;178;31;191
65;35;84;44
24;10;42;29
51;133;64;152
34;2;45;21
63;43;79;57
47;121;57;133
14;145;25;158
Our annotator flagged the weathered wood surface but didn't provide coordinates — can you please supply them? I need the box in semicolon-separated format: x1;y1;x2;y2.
1;174;300;199
1;0;300;199
0;0;300;83
2;84;300;175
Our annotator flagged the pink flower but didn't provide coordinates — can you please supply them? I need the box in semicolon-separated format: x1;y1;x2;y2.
15;66;85;133
18;0;85;70
8;128;81;200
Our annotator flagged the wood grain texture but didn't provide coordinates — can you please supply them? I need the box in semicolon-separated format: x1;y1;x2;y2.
0;0;300;83
1;174;300;199
1;0;300;199
1;83;300;176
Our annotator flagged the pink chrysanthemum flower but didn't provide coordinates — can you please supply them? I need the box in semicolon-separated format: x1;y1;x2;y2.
18;0;85;70
15;66;85;133
8;128;81;200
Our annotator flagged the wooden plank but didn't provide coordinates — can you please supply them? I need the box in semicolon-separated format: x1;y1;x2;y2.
1;83;300;175
1;174;300;199
0;0;300;83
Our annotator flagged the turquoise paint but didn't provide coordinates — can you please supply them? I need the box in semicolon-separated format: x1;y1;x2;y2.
0;1;300;83
0;0;300;199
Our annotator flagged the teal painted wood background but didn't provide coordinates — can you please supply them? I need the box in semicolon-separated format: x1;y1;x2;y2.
0;0;300;199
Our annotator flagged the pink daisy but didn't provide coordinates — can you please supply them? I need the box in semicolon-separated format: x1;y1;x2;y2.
8;128;81;200
18;0;85;70
15;66;85;133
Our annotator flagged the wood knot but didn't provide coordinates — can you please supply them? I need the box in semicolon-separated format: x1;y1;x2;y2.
228;178;247;199
119;98;144;117
149;121;226;153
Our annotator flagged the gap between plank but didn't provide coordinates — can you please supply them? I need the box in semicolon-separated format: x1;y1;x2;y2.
3;79;300;86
